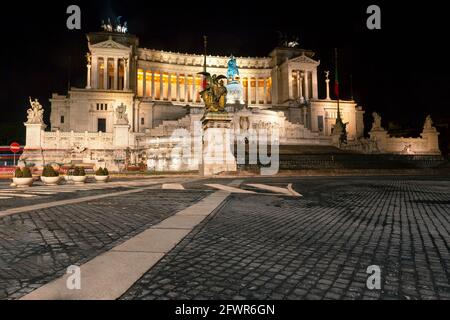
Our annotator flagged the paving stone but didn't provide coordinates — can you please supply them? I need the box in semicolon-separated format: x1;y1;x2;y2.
0;189;207;299
121;177;450;300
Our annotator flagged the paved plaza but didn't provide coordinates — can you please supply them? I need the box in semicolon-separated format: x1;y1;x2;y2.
0;176;449;300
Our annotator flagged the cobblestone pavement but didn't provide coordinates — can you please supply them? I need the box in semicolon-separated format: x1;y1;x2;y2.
0;177;189;211
0;188;208;299
122;177;450;300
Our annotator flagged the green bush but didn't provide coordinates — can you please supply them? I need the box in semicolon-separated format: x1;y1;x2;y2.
14;168;23;178
42;165;59;177
22;167;32;178
73;166;86;176
95;167;109;176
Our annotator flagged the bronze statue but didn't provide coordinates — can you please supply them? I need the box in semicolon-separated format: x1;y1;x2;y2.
197;72;227;113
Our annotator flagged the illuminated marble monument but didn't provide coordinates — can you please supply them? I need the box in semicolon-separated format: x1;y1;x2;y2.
19;22;441;172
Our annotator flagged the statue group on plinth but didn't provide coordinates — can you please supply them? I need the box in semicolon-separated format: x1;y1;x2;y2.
197;72;228;113
26;97;44;125
115;103;129;125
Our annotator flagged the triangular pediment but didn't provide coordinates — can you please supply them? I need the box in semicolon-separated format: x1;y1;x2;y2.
90;39;130;50
289;54;319;65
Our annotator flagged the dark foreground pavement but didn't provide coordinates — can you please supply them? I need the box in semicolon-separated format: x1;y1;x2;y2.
1;176;449;300
121;177;450;300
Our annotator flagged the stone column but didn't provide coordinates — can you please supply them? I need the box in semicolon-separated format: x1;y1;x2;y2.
92;56;98;89
288;70;293;100
312;70;318;99
192;74;197;103
113;58;118;90
185;74;188;102
176;73;180;101
143;70;147;97
151;70;155;99
86;64;92;89
247;77;252;105
168;73;172;101
255;77;259;104
103;56;108;90
263;78;267;105
304;71;310;100
160;71;164;100
299;72;304;101
325;78;331;100
124;58;129;90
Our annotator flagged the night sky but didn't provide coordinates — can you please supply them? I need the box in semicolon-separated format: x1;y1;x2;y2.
1;0;449;150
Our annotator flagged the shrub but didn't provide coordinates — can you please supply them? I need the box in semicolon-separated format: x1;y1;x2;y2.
42;165;59;177
68;165;75;176
73;166;86;176
22;167;32;178
96;167;109;176
14;168;23;178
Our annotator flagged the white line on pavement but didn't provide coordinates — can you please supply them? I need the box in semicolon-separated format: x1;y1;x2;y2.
246;183;302;197
0;193;36;198
20;190;230;300
205;184;256;194
162;183;185;190
0;185;159;218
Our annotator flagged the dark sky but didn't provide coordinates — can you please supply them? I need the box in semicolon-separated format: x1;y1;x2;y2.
1;0;450;143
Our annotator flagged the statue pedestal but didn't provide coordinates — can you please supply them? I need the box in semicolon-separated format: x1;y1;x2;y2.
113;124;130;148
200;113;237;176
24;123;46;149
20;123;46;166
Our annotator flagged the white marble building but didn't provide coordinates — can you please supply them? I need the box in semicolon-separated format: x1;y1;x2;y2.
20;26;440;171
48;29;364;138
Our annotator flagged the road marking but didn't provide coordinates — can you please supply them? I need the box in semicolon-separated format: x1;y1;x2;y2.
0;184;160;218
228;179;244;187
205;184;256;194
287;183;303;197
246;183;302;197
23;192;57;195
162;183;185;190
21;190;229;300
0;193;36;198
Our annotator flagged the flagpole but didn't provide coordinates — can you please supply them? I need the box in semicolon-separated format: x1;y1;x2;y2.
203;35;207;73
350;74;354;101
335;48;341;121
